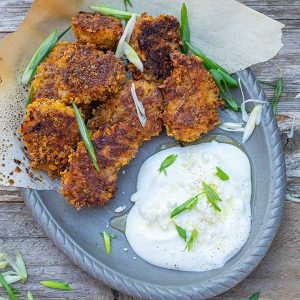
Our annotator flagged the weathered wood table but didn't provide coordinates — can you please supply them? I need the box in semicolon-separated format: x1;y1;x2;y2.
0;0;299;299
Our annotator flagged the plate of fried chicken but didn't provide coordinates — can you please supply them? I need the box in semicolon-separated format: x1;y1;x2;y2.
18;3;286;299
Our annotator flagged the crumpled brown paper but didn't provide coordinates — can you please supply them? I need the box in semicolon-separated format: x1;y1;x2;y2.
0;0;284;189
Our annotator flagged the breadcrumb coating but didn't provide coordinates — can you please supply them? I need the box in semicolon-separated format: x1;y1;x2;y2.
129;13;180;82
31;42;126;104
72;12;123;51
161;51;221;142
20;99;80;178
61;80;163;208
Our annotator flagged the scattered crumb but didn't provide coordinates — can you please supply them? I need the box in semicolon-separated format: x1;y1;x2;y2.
106;224;109;228
133;256;136;260
123;248;128;252
122;170;126;174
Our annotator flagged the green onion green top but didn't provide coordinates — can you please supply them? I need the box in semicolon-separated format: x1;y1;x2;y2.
271;78;283;114
123;0;132;11
21;27;70;86
180;3;190;54
202;182;222;212
159;154;177;175
248;292;260;300
185;228;198;251
170;195;199;218
210;69;240;111
72;103;100;172
215;166;229;180
90;4;139;20
175;225;187;241
100;231;112;254
40;280;72;291
0;272;18;300
27;291;35;300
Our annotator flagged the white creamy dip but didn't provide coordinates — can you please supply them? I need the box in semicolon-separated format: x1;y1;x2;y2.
125;141;252;272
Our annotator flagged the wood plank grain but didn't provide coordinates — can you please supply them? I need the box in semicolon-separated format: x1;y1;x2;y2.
0;1;299;299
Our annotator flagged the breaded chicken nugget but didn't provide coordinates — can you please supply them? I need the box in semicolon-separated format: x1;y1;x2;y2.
20;99;80;178
31;42;125;104
88;80;163;139
129;14;180;82
72;12;123;51
61;123;140;208
61;80;164;208
161;51;221;142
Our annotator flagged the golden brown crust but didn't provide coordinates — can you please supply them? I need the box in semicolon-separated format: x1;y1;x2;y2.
88;80;163;139
61;80;164;209
72;12;123;51
161;52;221;142
31;42;126;104
129;13;180;82
20;99;80;178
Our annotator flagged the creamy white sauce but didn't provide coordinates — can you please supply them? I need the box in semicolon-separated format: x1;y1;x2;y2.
125;141;252;272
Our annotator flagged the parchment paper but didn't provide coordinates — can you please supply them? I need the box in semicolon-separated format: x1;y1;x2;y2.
0;0;284;189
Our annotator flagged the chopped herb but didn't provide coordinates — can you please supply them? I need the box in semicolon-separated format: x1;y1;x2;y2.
180;3;190;54
100;231;112;254
27;291;34;300
72;103;100;172
123;42;143;72
0;273;18;300
185;229;198;251
259;80;276;88
186;42;238;88
40;280;72;291
175;225;187;241
170;195;199;218
159;154;177;175
123;0;132;11
202;182;222;212
210;69;240;111
90;5;139;20
271;78;283;114
21;27;70;85
249;292;260;300
100;232;117;239
215;166;229;181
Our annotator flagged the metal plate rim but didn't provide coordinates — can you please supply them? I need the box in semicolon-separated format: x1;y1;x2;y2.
20;68;286;300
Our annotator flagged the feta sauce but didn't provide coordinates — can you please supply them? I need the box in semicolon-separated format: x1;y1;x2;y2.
125;141;252;272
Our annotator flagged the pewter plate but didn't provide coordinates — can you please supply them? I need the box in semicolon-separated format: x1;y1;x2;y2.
20;69;286;299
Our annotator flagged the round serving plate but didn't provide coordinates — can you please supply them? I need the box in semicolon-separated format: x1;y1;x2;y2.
20;68;286;300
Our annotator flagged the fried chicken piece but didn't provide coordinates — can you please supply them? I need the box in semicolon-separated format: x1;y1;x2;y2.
161;51;221;142
129;13;180;82
72;11;123;51
88;80;163;139
31;42;125;104
61;80;163;208
20;99;80;179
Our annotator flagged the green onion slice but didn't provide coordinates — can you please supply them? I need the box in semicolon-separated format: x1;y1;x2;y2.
90;4;139;20
100;231;112;254
215;166;229;181
249;292;260;300
210;69;240;111
40;280;72;291
175;225;187;242
186;42;238;87
72;103;100;172
180;3;190;54
21;27;70;85
202;182;222;212
271;78;283;114
27;291;34;300
170;195;199;219
0;273;18;300
159;154;177;175
123;42;144;72
185;229;198;251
